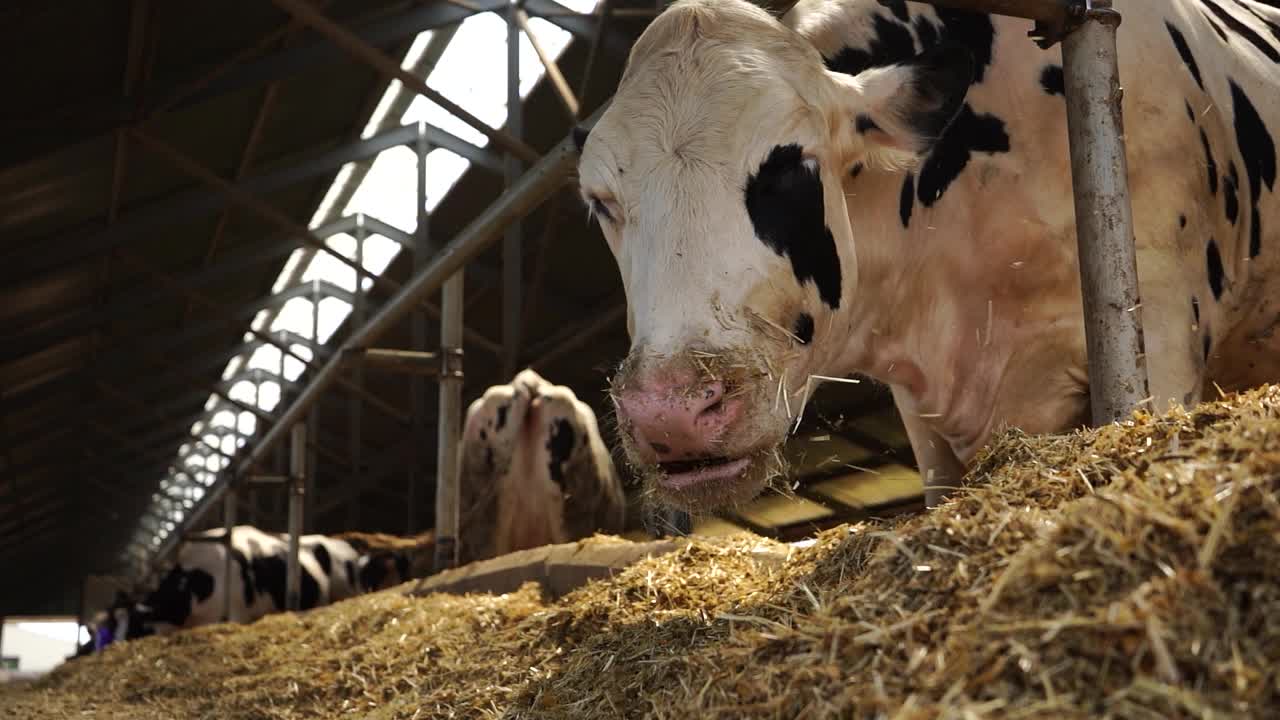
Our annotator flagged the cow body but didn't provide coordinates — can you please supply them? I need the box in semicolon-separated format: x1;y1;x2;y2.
138;525;406;634
457;369;628;564
577;0;1280;509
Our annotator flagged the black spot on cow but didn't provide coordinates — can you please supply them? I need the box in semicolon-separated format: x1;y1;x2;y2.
143;567;195;627
312;544;332;576
547;418;576;486
1165;22;1205;91
1230;79;1276;258
1192;296;1201;325
572;125;590;153
1204;334;1213;362
1180;214;1188;229
188;569;215;603
916;105;1010;208
825;14;917;77
1202;1;1280;62
231;547;254;608
879;0;909;23
1200;129;1219;196
1207;238;1227;300
1040;64;1064;97
855;114;881;135
898;45;974;151
932;9;995;82
345;560;356;589
495;404;509;431
900;173;916;227
1201;11;1230;42
913;14;939;50
1236;1;1280;45
793;313;815;345
1225;163;1241;225
744;144;843;309
850;162;865;179
251;554;321;611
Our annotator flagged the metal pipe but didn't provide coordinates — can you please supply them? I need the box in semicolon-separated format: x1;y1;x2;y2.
153;114;604;566
503;0;525;381
348;217;366;530
1060;1;1149;424
285;423;305;611
267;0;540;164
515;9;579;119
434;266;465;571
409;129;431;534
221;484;236;622
306;279;320;532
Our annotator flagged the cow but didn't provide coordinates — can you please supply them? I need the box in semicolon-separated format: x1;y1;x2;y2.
456;369;628;564
136;525;407;634
575;0;1280;510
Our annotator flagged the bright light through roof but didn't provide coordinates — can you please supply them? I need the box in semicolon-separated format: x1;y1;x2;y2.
147;0;600;557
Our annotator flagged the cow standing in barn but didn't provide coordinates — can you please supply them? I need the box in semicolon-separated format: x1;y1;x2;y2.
136;525;409;634
456;369;628;564
576;0;1280;509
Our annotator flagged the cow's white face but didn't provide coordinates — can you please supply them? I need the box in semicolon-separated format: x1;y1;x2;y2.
577;0;971;511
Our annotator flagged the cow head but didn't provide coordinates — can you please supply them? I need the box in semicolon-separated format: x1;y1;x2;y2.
356;551;410;592
576;0;972;511
139;564;214;634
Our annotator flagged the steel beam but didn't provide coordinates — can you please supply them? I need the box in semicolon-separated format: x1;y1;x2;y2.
268;0;539;164
503;0;525;382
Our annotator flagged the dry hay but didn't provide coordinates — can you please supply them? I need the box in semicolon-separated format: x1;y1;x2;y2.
6;385;1280;719
336;530;438;579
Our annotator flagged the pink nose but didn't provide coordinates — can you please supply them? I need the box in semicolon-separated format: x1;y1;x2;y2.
614;376;742;462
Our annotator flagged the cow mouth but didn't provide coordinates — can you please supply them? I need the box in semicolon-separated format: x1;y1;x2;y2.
657;456;752;489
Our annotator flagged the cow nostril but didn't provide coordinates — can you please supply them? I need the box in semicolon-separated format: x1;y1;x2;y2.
652;442;672;454
704;399;724;416
793;313;815;345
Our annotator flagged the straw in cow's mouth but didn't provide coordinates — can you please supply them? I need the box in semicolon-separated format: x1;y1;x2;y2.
658;457;734;475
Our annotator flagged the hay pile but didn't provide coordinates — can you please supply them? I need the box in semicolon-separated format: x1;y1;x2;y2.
6;385;1280;719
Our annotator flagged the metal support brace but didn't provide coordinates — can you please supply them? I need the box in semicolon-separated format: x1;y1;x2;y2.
221;484;237;622
286;423;305;611
306;279;320;532
1060;0;1149;423
409;126;431;534
502;0;524;380
434;310;464;568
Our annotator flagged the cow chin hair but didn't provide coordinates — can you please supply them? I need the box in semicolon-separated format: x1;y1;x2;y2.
634;445;790;515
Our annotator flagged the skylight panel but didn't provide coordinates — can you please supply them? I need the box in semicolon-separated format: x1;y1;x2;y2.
258;381;282;412
238;412;256;436
271;297;317;339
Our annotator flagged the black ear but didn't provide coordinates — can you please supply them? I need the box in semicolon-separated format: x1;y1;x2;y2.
897;43;973;153
572;125;591;153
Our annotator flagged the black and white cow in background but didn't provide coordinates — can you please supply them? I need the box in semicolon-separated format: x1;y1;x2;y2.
456;369;628;564
576;0;1280;510
136;525;409;634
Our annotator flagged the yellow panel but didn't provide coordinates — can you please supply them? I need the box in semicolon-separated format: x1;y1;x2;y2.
846;408;911;449
809;463;922;508
691;517;755;538
735;492;835;528
785;434;877;477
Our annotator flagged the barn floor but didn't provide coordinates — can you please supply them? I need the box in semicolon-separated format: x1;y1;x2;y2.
4;385;1280;719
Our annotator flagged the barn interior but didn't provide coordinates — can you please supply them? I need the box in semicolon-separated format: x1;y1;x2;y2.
0;0;923;623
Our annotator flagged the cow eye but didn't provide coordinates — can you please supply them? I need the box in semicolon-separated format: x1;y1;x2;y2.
586;194;620;225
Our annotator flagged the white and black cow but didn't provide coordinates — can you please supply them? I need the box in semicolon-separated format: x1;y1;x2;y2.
576;0;1280;509
456;369;628;564
137;525;408;633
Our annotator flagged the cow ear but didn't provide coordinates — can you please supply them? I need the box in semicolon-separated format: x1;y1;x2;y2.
833;44;973;158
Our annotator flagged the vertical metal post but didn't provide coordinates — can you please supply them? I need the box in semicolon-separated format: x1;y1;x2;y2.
349;217;366;530
286;422;305;611
221;483;237;622
502;0;524;379
409;125;431;534
274;330;289;528
306;280;320;531
435;276;464;571
1061;0;1149;424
